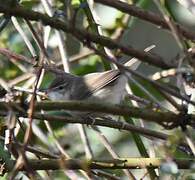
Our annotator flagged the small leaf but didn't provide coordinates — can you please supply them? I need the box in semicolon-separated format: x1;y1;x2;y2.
71;0;81;8
21;0;39;8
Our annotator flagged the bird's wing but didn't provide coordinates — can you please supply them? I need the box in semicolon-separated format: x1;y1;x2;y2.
74;70;120;100
83;70;120;93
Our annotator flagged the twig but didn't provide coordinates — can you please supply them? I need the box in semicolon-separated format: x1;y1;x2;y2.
3;158;193;172
83;2;136;177
85;0;116;68
41;0;69;71
11;17;36;58
94;0;195;41
25;113;168;140
0;136;58;159
127;94;159;109
25;20;49;59
91;170;120;180
0;110;192;154
1;101;194;127
8;56;28;73
92;125;136;179
78;124;94;159
0;4;173;69
0;111;168;140
177;0;195;16
43;119;85;179
8;73;33;86
0;47;35;65
13;86;46;97
151;67;194;81
23;67;43;146
68;50;94;63
183;130;195;156
85;43;194;107
128;76;164;109
153;0;188;96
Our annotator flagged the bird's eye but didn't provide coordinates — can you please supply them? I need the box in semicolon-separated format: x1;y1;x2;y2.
58;85;64;90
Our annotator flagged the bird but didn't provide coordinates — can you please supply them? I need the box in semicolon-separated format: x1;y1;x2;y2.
45;59;140;109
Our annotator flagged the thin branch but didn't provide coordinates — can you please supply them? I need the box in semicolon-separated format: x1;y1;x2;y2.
85;43;194;107
40;0;70;71
0;3;172;69
0;47;35;65
0;110;169;140
78;124;94;159
8;73;33;86
0;101;194;127
183;130;195;156
11;17;36;57
25;20;49;59
91;170;120;180
3;158;193;172
94;0;195;41
23;67;43;146
0;136;59;159
177;0;195;16
83;2;136;177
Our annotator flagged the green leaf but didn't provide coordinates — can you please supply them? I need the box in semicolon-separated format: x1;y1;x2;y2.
71;0;80;8
21;0;39;9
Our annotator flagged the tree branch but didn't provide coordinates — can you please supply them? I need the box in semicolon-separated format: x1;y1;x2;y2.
32;113;167;140
0;3;173;69
0;101;194;128
94;0;195;41
2;158;192;173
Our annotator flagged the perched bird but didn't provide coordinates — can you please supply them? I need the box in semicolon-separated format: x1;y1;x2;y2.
46;59;140;108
